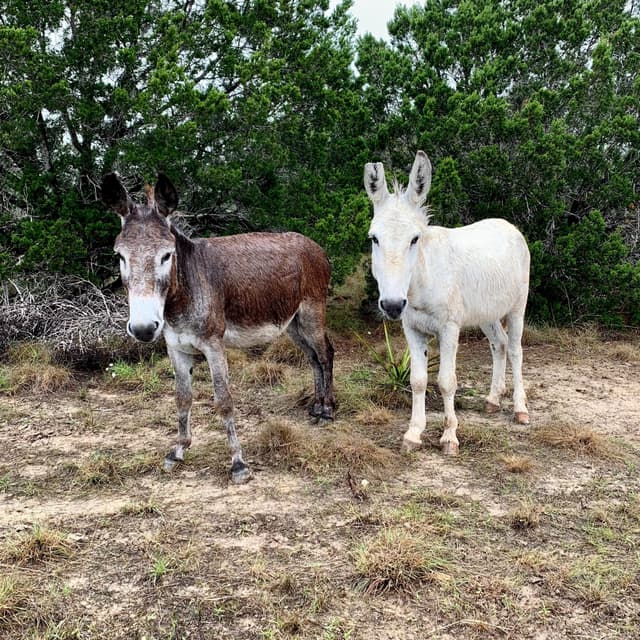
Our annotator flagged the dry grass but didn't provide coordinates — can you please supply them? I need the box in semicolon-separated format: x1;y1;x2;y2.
69;450;157;487
353;526;448;595
225;348;249;370
509;500;542;530
0;574;35;629
254;419;307;468
499;454;534;473
0;573;71;637
72;451;124;486
606;341;640;363
0;362;73;395
0;342;73;394
120;499;163;517
457;422;509;453
533;418;626;461
242;360;287;387
522;324;602;352
253;419;400;478
264;336;307;367
2;525;73;565
354;406;394;427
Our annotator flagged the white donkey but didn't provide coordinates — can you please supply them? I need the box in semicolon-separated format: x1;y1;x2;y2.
365;151;530;456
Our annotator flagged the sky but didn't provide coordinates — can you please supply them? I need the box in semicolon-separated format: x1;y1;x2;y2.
331;0;422;40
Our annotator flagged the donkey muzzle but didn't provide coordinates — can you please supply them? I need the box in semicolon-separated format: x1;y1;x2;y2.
128;320;161;343
379;298;407;320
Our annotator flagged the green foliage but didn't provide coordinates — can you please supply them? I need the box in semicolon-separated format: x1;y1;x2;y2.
530;210;640;325
356;322;412;394
357;0;640;326
0;0;639;325
0;0;367;284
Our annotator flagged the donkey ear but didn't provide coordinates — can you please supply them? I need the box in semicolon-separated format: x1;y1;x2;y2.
406;150;432;206
155;173;178;216
364;162;389;205
101;173;130;217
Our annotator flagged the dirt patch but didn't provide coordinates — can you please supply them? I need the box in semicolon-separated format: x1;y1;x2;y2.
1;328;639;639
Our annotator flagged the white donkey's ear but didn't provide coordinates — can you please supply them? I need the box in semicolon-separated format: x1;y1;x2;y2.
406;150;432;206
364;161;389;205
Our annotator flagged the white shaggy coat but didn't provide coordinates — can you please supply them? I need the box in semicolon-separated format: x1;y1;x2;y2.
365;151;530;455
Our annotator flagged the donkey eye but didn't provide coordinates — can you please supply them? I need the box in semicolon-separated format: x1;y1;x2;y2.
370;235;379;245
161;252;173;264
410;235;419;246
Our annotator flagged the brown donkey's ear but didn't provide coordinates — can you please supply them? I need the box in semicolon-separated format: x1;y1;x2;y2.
101;173;130;218
155;173;178;216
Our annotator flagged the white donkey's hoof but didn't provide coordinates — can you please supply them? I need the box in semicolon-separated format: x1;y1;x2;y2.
514;412;530;425
441;441;459;456
401;436;422;453
485;400;500;414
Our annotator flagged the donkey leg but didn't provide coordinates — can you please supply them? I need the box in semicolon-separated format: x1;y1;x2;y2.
164;346;194;472
480;321;508;413
506;310;529;424
287;303;335;420
402;325;428;452
203;339;250;484
438;322;460;456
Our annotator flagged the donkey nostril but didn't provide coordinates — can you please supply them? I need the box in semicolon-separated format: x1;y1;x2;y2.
153;321;160;330
380;298;406;320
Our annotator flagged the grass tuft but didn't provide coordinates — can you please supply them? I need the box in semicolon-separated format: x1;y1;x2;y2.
533;419;626;461
3;525;73;565
69;450;158;487
74;451;123;486
0;575;26;626
120;498;163;517
104;360;164;395
509;501;541;530
264;337;307;367
253;419;400;478
353;526;448;595
354;406;394;427
499;453;534;473
254;419;307;467
455;422;509;453
0;343;73;394
242;360;287;387
606;341;640;363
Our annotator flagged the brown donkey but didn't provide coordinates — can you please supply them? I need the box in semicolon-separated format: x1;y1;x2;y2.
102;173;335;483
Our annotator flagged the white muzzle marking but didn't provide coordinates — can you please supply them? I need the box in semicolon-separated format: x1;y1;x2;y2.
127;294;165;342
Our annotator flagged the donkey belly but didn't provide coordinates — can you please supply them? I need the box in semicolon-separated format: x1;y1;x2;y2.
223;318;293;349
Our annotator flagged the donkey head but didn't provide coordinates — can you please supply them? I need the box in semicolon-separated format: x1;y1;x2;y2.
102;173;178;342
364;150;432;320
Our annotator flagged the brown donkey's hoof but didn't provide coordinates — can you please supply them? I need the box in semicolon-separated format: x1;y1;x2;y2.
514;412;530;425
231;461;251;484
401;436;422;453
162;452;182;473
441;441;459;456
485;400;500;414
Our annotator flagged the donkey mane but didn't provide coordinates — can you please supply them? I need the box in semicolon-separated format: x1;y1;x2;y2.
387;178;432;224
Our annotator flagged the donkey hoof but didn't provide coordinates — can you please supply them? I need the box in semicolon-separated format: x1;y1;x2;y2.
486;400;500;414
514;412;530;425
162;449;184;473
162;456;180;473
441;441;459;456
401;436;422;453
231;461;251;484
